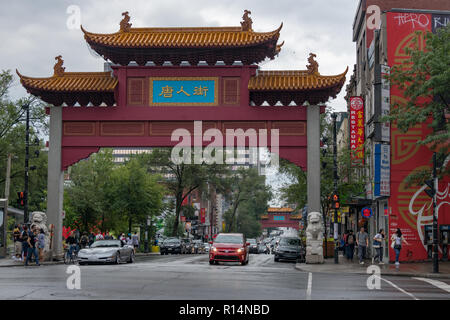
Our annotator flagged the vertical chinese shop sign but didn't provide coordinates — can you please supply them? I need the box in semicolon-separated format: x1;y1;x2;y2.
386;11;450;262
200;208;206;224
349;97;365;166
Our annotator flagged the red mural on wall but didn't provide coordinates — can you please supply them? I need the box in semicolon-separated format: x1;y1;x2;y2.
386;11;450;262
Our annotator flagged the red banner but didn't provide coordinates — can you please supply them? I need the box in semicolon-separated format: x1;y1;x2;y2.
200;208;206;224
349;96;365;166
386;11;450;262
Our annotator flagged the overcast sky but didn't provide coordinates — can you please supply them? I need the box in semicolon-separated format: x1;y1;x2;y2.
1;0;359;111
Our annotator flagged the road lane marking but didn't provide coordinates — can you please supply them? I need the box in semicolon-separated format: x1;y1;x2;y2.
412;277;450;293
306;272;312;300
380;277;419;300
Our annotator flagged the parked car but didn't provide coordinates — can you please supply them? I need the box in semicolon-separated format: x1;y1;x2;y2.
78;240;135;265
209;233;249;265
181;238;193;254
248;238;258;254
160;238;183;255
274;237;305;262
193;240;205;254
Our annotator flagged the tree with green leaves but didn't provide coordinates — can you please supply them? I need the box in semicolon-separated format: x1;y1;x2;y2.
0;70;48;212
137;148;229;237
385;24;450;184
223;167;272;237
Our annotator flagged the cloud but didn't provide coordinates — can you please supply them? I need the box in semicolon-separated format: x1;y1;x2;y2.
2;0;358;110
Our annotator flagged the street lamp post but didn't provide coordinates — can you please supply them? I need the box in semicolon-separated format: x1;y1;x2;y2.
332;113;339;264
432;153;439;273
23;104;30;225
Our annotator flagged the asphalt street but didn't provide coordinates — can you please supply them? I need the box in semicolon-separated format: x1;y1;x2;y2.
0;253;449;300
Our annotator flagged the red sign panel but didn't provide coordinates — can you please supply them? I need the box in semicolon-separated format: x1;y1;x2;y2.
200;208;206;224
349;97;365;166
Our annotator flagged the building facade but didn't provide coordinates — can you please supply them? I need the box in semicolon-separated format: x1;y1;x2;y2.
348;0;450;262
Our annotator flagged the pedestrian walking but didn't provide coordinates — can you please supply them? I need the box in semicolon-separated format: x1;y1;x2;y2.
37;228;46;262
356;227;369;264
21;225;29;262
80;232;89;249
132;232;139;252
88;232;95;246
95;232;104;241
372;229;385;264
13;225;22;260
391;228;409;266
345;230;356;261
25;228;40;266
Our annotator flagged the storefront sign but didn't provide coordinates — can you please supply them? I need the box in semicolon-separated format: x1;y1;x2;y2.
361;207;373;218
149;77;218;106
380;65;390;142
350;96;365;166
374;143;390;197
200;208;206;224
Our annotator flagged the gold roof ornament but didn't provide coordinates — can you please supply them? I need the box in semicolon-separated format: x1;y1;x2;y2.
240;9;253;31
120;11;132;32
306;53;319;75
53;55;65;77
275;40;284;54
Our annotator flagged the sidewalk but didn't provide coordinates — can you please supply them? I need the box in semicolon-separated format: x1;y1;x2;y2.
295;254;450;279
0;256;63;267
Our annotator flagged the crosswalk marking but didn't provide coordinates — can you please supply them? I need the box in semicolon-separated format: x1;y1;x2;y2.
412;277;450;293
306;272;312;300
380;277;419;300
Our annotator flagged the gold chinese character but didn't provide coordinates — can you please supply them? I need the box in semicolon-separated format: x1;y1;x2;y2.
159;85;173;98
357;128;363;136
177;86;191;96
357;119;363;127
193;86;208;97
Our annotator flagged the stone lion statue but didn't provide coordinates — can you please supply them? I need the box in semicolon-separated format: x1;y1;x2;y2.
306;211;324;241
30;211;50;260
305;211;324;262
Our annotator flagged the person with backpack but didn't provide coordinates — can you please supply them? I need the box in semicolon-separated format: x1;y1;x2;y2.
80;232;89;249
372;229;385;264
345;230;356;261
391;228;409;266
25;227;40;266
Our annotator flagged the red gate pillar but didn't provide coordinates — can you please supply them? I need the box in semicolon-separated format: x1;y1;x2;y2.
47;106;64;260
307;104;321;213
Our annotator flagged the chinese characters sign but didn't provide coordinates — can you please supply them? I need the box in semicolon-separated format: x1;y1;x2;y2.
149;77;218;106
373;143;390;198
349;96;365;166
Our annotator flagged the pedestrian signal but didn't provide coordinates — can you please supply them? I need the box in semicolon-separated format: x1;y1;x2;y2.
17;191;25;206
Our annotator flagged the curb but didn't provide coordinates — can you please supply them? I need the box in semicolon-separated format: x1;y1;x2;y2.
294;264;450;279
0;261;65;268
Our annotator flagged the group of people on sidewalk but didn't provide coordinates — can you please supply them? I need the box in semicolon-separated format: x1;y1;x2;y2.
64;230;140;259
342;227;409;265
12;224;45;266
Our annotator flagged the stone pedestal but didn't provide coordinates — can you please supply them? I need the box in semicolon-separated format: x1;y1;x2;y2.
306;239;324;264
306;254;324;264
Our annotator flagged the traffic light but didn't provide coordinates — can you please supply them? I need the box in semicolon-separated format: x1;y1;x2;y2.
17;191;25;207
424;179;435;199
331;193;340;209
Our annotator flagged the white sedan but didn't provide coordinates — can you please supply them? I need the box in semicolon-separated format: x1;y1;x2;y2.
78;240;135;265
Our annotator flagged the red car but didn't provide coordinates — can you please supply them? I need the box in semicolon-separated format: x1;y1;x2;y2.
209;233;250;265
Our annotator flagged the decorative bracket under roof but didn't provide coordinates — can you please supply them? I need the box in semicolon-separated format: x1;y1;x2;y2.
120;11;132;32
240;9;253;31
275;41;284;55
306;53;319;75
53;55;65;77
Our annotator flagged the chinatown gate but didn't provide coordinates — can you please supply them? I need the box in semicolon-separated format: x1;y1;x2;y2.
18;11;346;258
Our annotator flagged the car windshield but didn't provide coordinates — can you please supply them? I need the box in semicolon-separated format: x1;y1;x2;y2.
248;239;257;244
90;240;121;248
214;234;243;244
165;239;180;244
279;238;300;246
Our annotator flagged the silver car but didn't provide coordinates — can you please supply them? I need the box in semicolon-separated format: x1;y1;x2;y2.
78;240;135;265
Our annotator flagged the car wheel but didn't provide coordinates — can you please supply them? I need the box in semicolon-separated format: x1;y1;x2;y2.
209;260;215;265
127;252;135;263
274;256;279;262
115;253;120;264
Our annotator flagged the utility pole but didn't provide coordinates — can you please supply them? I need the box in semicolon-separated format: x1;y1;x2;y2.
24;104;30;225
332;113;339;264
